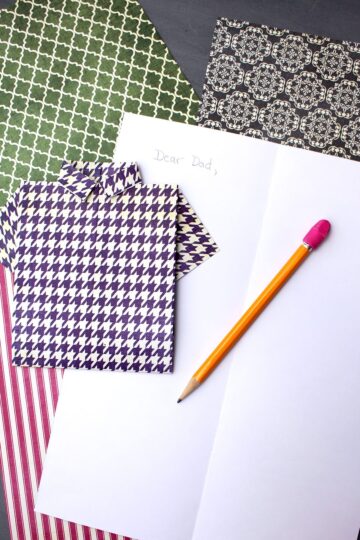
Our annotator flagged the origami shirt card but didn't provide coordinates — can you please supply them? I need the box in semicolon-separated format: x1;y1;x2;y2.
0;161;217;373
199;18;360;160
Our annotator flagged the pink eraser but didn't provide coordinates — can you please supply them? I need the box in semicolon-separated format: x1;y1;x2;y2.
303;219;331;249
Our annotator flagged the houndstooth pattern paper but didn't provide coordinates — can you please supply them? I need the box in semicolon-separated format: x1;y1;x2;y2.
199;18;360;160
0;161;218;373
0;0;200;206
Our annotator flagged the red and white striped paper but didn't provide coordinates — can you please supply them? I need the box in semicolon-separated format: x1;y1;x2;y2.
0;264;129;540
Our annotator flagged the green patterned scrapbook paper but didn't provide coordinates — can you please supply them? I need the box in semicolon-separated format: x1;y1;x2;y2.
0;0;200;205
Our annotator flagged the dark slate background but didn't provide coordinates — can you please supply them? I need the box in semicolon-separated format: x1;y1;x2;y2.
139;0;360;97
1;0;360;538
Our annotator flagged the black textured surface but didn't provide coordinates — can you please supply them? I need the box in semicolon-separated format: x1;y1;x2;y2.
0;1;360;539
0;0;13;8
139;0;360;96
0;485;9;540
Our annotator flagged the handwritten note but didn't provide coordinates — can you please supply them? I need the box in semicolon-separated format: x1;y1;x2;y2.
153;149;217;175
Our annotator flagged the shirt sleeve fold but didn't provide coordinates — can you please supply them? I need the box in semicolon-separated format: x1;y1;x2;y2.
175;189;219;280
0;188;21;271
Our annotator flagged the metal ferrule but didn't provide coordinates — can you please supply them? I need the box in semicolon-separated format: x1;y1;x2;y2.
302;241;312;251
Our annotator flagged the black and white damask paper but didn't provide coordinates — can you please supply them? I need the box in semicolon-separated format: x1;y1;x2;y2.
198;18;360;159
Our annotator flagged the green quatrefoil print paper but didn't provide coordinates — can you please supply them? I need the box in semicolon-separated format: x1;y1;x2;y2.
0;0;200;206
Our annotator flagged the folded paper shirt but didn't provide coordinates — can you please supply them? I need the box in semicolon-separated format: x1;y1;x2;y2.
0;161;217;372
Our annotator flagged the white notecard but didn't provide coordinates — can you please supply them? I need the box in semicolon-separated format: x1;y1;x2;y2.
193;147;360;540
36;114;360;540
35;114;277;540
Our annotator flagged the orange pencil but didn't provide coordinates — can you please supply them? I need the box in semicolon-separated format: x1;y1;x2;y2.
177;220;331;403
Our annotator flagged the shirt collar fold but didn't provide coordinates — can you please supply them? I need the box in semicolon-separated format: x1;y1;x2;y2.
59;161;142;201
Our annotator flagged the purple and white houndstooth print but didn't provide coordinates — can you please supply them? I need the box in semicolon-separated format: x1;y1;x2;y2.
0;161;218;373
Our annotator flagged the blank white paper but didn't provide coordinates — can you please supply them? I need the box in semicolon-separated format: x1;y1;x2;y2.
193;147;360;540
35;114;277;540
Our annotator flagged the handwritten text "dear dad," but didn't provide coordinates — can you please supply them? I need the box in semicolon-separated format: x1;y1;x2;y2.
154;149;218;176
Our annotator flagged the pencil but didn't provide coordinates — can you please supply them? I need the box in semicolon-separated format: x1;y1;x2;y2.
177;219;331;403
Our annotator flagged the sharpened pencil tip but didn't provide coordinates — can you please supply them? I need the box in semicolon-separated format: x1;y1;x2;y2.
177;398;182;403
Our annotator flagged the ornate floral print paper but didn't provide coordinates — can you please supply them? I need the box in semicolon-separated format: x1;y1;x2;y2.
199;18;360;160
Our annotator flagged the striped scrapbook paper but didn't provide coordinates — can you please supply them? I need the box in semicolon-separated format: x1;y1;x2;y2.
0;264;131;540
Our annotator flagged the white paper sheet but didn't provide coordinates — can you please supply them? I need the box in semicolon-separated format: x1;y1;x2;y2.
193;147;360;540
35;114;277;540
